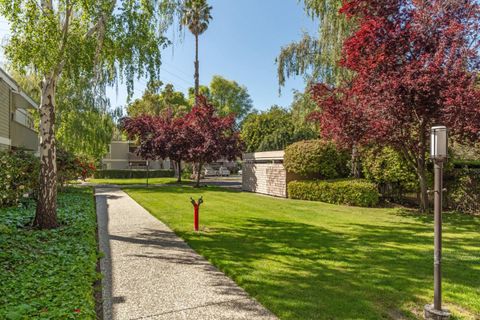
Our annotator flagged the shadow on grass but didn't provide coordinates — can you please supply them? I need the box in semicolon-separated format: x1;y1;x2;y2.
126;186;480;319
183;218;478;319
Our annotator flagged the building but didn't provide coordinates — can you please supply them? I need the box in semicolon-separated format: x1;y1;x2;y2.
102;141;171;170
242;150;301;198
0;68;39;152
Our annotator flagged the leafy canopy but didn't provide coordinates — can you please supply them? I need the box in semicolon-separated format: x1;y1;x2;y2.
127;81;190;117
188;75;253;121
181;0;213;36
0;0;179;95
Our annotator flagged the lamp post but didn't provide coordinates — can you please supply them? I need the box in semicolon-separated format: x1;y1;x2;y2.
424;126;450;320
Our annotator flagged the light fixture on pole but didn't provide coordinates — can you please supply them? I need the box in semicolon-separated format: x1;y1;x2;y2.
424;126;450;320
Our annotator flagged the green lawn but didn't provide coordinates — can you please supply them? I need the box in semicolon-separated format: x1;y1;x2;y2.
125;185;480;320
87;177;182;185
0;188;98;319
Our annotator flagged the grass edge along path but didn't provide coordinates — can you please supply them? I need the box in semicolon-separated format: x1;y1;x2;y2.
0;188;99;319
125;185;480;320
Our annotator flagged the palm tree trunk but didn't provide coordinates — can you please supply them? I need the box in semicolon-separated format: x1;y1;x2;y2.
194;33;199;104
33;75;58;229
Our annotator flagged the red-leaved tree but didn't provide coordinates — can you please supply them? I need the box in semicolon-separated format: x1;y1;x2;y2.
313;0;480;211
310;83;382;178
184;96;243;187
122;110;190;182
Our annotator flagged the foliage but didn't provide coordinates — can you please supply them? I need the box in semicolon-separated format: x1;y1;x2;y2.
183;96;243;186
276;0;353;87
452;160;480;169
126;186;480;319
127;81;190;117
56;148;79;188
87;177;179;185
0;150;39;208
55;77;115;161
288;179;379;207
284;140;349;179
312;0;480;211
181;0;212;36
0;0;180;227
0;188;98;319
57;148;96;186
290;89;319;136
446;169;480;215
241;106;311;152
187;75;253;122
362;147;418;200
94;169;174;179
122;111;190;181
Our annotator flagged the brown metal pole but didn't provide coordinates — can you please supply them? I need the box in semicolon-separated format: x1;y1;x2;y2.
433;160;443;310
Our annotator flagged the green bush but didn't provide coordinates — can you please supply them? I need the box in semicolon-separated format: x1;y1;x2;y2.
288;179;379;207
284;140;349;179
446;168;480;214
94;169;175;179
362;147;417;199
0;188;98;319
0;150;39;208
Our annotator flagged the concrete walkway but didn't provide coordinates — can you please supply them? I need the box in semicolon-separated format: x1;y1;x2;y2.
95;188;277;320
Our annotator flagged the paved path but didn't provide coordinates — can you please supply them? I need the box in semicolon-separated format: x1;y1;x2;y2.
95;188;277;320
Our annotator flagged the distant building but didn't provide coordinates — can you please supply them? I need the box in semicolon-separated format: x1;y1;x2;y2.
0;67;39;152
102;141;172;170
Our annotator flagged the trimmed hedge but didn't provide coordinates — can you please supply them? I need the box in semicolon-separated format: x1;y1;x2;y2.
284;140;349;179
94;169;174;179
453;159;480;169
288;179;379;207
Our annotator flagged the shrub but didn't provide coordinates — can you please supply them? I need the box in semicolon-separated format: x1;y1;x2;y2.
284;140;349;179
446;168;480;214
288;179;379;207
94;169;175;179
57;148;79;187
362;147;417;200
0;150;39;208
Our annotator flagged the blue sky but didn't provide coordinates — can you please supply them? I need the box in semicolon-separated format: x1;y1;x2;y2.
0;0;317;112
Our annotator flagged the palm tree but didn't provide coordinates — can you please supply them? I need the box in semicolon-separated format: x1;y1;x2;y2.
181;0;212;104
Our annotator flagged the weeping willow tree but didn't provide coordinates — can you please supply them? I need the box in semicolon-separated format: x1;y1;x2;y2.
55;78;115;161
276;0;354;87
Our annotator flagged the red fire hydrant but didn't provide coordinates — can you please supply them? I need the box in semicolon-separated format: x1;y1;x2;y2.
190;196;203;231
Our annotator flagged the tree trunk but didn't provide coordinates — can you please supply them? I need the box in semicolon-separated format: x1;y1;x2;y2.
194;33;199;104
195;162;203;187
417;158;429;212
351;144;360;178
33;76;58;229
417;123;429;212
176;160;182;183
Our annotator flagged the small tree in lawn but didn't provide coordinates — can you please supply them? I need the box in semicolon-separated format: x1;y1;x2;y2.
122;111;189;182
184;96;243;187
0;0;178;228
315;0;480;211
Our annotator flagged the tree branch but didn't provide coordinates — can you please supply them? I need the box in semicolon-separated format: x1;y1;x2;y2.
54;0;73;77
